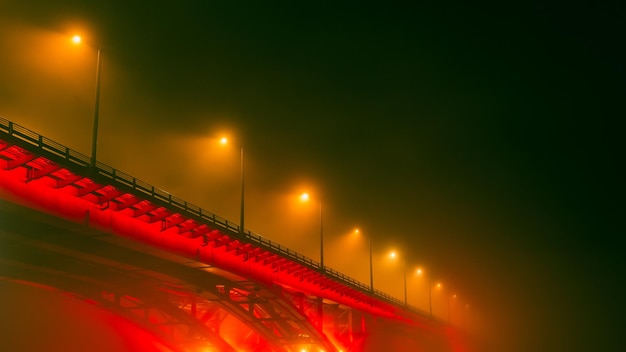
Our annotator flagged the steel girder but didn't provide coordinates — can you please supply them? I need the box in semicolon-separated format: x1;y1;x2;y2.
0;198;337;352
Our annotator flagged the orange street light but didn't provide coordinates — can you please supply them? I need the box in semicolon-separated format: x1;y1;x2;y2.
430;281;443;317
417;268;439;317
300;192;323;272
367;229;373;293
352;228;374;292
388;250;408;306
72;34;102;169
219;136;245;235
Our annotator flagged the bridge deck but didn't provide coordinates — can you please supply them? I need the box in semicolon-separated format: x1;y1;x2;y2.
0;116;455;351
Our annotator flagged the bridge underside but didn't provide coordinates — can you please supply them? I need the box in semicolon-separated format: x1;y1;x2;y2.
0;199;341;352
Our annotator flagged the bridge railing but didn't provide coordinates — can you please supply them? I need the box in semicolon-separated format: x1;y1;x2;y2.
0;118;92;167
95;162;241;233
94;161;325;273
0;116;419;313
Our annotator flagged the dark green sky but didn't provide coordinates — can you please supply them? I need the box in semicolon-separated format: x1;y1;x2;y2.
0;1;623;351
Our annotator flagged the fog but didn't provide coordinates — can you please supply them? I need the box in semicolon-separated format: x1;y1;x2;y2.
2;3;623;351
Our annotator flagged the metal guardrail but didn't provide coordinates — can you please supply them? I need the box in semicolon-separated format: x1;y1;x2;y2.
0;115;419;312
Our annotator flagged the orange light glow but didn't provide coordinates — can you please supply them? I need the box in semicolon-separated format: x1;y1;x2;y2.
389;251;397;259
300;192;310;202
220;137;228;145
349;228;361;239
416;268;423;275
72;35;82;44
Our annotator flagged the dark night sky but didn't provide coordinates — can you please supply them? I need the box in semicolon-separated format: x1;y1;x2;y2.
0;1;623;351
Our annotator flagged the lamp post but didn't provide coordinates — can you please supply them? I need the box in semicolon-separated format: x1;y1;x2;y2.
429;278;433;316
319;200;323;271
239;146;244;235
430;282;441;317
72;35;102;169
300;193;324;272
389;251;408;306
416;268;437;317
91;47;102;168
354;228;374;292
403;259;408;306
219;138;245;236
369;230;374;292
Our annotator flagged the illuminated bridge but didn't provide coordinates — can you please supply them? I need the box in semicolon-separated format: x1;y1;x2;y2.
0;116;465;352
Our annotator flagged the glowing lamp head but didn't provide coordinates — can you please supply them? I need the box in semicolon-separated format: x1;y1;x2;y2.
220;137;228;145
300;192;310;202
389;251;397;259
416;268;423;275
72;35;82;44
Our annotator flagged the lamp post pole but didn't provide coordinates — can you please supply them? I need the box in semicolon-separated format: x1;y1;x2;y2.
319;201;324;272
429;278;433;317
369;232;374;292
403;260;408;306
90;47;102;168
429;281;442;318
300;193;324;273
239;147;245;236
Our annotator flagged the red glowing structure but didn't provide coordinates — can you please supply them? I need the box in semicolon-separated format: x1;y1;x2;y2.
0;116;464;352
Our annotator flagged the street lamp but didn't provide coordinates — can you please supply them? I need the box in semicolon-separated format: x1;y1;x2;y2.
366;229;374;292
300;192;324;272
219;137;245;236
72;34;102;169
403;259;407;305
239;147;244;235
347;228;374;292
389;251;408;306
431;282;442;317
416;268;440;317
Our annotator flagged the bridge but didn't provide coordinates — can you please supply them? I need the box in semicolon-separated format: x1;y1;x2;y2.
0;116;466;352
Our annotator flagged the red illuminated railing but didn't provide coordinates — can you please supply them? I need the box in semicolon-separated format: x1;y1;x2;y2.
0;115;411;310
